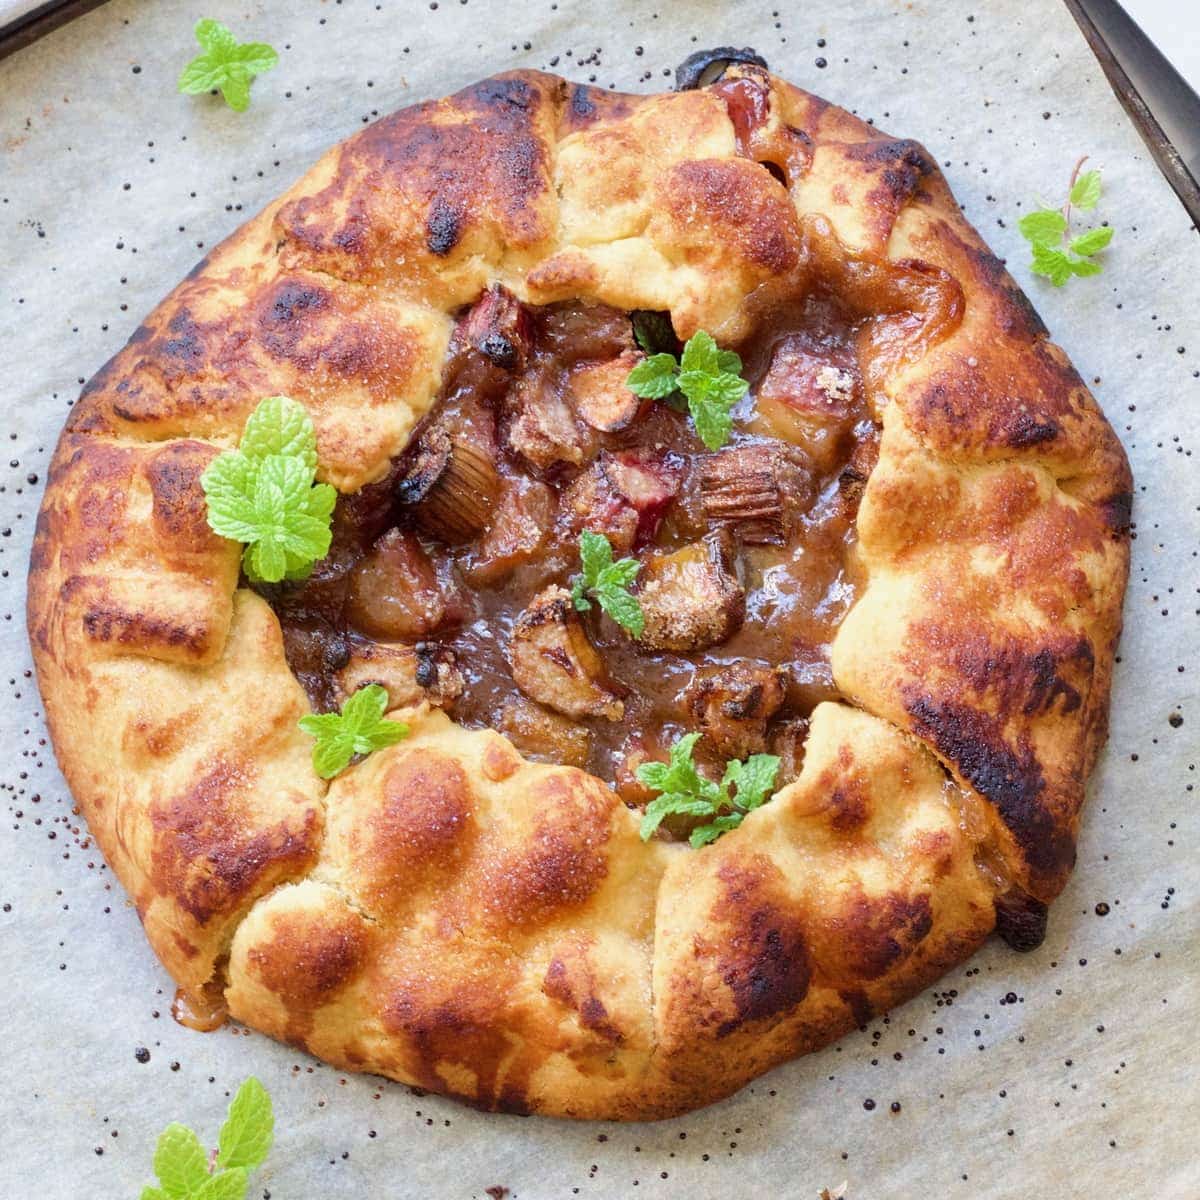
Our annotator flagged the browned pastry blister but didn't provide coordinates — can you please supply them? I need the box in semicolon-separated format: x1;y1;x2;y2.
26;64;1129;1119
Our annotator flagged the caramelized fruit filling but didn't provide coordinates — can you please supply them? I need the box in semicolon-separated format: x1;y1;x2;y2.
261;286;878;804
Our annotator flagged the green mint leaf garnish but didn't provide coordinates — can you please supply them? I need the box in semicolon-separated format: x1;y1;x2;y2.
1017;208;1067;247
143;1080;272;1200
1019;159;1113;287
216;1077;274;1172
677;365;747;451
631;310;678;356
1030;243;1075;288
1069;168;1102;210
1068;225;1114;257
625;330;749;450
720;753;780;812
636;733;780;847
201;396;336;584
592;582;644;637
193;1170;249;1200
690;814;743;847
625;353;680;400
179;19;278;113
236;394;319;468
298;683;409;779
570;531;644;637
153;1124;209;1198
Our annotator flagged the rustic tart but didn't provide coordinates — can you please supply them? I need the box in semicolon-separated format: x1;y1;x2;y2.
26;53;1131;1120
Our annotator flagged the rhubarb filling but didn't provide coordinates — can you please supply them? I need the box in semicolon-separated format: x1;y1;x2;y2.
259;286;879;810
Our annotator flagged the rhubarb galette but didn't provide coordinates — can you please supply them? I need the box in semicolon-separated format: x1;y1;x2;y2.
27;58;1130;1119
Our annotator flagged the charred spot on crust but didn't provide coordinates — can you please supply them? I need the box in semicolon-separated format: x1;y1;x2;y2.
845;138;936;207
945;633;1093;722
1102;490;1133;535
905;696;1075;878
962;240;1049;341
426;196;464;256
1005;410;1060;448
828;782;871;832
1023;645;1089;717
674;46;769;91
839;988;874;1028
717;916;811;1038
993;888;1050;951
183;249;215;282
144;441;218;543
79;591;209;656
269;280;329;323
161;309;206;369
832;890;934;980
414;643;440;688
258;279;332;359
713;865;811;1037
467;75;537;113
570;84;596;119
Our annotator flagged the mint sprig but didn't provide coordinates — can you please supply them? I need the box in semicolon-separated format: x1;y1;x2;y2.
201;396;336;584
178;19;278;112
636;732;780;847
141;1078;273;1200
570;530;644;637
1019;160;1113;287
298;683;409;779
625;330;749;450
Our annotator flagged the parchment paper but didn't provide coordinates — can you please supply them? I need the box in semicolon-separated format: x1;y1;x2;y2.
1;2;1196;1196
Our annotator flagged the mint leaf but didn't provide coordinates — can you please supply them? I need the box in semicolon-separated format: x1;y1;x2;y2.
237;395;319;470
299;684;409;779
1019;163;1112;287
142;1080;274;1200
578;528;613;584
179;19;278;112
217;1077;273;1172
679;367;748;451
1069;168;1102;210
200;453;263;543
1069;225;1113;256
1030;243;1075;287
194;1170;249;1200
202;396;335;584
593;582;645;638
153;1124;209;1199
631;310;678;355
570;531;644;636
237;455;335;584
690;814;742;848
637;735;780;846
194;17;237;54
625;353;680;400
678;330;749;450
626;330;749;448
722;753;781;812
571;575;590;612
1018;208;1067;246
716;348;742;375
679;328;720;376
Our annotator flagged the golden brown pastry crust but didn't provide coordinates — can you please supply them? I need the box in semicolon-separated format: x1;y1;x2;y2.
26;66;1130;1119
